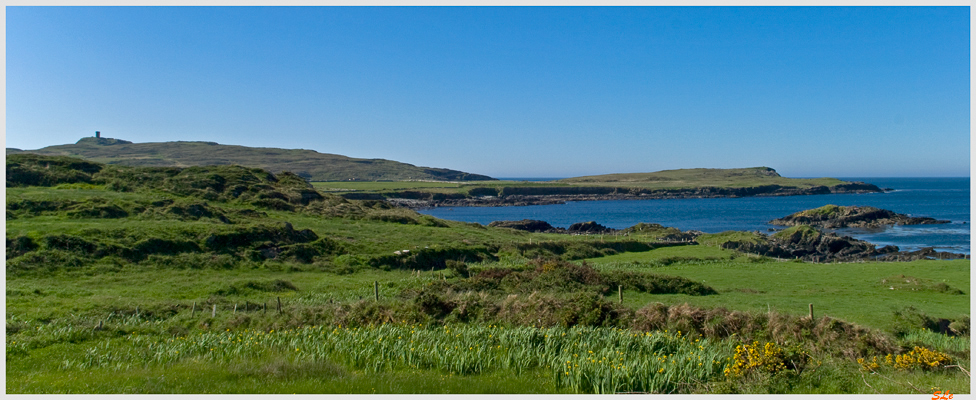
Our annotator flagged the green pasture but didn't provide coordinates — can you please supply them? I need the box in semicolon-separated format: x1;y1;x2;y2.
586;248;969;332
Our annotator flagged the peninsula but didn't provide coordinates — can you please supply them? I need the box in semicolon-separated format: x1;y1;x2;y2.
374;167;883;208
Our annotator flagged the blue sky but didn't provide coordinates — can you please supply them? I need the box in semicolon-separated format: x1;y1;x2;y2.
6;6;970;178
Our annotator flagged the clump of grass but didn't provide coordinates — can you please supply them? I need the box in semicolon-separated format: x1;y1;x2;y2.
697;231;768;247
214;280;299;296
798;205;842;217
771;225;821;244
900;329;970;355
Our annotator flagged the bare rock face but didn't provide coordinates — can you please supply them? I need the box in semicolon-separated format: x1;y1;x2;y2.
770;205;949;229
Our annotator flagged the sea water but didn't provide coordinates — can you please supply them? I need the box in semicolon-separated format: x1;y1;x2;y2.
419;177;970;254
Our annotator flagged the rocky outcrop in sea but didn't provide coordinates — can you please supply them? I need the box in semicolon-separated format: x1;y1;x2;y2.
769;205;950;229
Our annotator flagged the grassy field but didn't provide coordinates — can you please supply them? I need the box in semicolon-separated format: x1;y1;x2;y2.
6;154;969;394
585;246;970;332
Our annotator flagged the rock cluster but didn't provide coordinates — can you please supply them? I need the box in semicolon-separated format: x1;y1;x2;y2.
486;220;694;239
721;226;894;262
486;220;614;234
769;205;949;229
486;219;556;232
720;225;966;263
567;221;611;233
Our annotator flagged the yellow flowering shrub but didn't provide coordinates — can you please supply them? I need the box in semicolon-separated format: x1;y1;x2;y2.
724;341;806;378
857;346;951;372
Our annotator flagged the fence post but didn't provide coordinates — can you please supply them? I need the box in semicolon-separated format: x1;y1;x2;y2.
234;304;238;314
374;281;379;302
809;303;814;320
191;302;196;317
212;304;216;318
618;285;623;304
264;302;267;315
277;297;282;314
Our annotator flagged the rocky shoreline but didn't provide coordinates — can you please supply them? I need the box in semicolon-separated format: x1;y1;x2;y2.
482;216;967;263
385;182;883;209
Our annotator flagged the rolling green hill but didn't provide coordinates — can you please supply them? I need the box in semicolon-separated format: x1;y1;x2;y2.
6;136;495;182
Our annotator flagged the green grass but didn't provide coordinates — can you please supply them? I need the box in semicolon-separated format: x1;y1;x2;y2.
696;231;768;247
586;248;969;332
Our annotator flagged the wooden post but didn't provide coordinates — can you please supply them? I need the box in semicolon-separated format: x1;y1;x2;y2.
618;285;623;304
264;302;267;314
234;304;238;314
277;297;282;314
809;303;814;320
191;302;196;317
212;304;216;318
374;281;379;301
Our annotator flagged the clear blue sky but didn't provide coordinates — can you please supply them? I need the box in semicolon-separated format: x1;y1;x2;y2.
6;6;970;178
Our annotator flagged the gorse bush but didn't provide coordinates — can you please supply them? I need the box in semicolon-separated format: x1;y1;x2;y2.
724;341;810;379
857;346;953;372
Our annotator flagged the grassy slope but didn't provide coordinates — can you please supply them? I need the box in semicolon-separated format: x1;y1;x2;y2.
10;137;495;182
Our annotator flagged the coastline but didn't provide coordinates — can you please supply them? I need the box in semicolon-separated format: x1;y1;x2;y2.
385;183;884;210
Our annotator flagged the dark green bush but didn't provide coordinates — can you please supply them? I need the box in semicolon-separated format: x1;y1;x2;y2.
446;260;470;278
557;292;622;327
42;234;98;254
602;270;718;296
203;223;318;253
6;235;38;259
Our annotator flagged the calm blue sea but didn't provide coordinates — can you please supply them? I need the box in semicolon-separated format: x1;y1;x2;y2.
420;178;970;254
